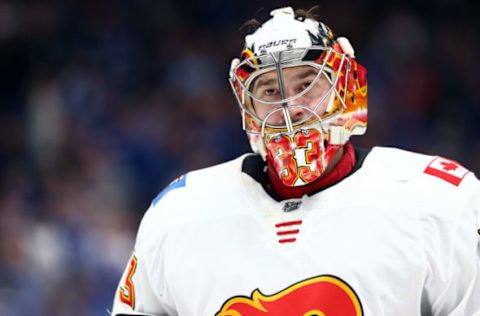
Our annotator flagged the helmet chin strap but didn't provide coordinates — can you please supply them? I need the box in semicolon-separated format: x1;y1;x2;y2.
329;125;350;145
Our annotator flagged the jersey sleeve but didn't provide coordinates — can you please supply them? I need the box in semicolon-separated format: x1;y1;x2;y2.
112;175;189;315
420;176;480;315
111;206;176;316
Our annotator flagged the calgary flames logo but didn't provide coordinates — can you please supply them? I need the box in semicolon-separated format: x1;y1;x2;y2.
216;275;362;316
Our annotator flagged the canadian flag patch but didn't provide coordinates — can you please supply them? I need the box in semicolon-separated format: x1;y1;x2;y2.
424;157;470;186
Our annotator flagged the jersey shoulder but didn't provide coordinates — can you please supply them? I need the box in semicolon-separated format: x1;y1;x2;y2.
366;146;475;186
360;146;479;212
150;154;248;208
135;155;249;247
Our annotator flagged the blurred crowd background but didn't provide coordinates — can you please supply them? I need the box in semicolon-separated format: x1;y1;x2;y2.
0;0;478;315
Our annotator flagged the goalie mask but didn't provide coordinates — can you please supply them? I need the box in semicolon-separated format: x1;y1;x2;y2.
229;7;368;187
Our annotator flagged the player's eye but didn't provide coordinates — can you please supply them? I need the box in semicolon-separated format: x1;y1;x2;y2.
264;88;279;97
294;81;313;94
301;82;312;91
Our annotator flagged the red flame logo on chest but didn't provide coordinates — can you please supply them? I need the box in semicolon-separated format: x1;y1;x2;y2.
216;275;363;316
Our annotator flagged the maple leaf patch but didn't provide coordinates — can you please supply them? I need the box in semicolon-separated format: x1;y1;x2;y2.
424;157;470;186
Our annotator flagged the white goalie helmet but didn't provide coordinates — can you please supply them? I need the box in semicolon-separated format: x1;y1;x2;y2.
229;7;368;187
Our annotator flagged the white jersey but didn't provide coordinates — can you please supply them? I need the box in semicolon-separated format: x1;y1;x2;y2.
112;147;480;316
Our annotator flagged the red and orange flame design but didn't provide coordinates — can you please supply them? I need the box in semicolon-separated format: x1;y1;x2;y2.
316;45;368;135
216;275;363;316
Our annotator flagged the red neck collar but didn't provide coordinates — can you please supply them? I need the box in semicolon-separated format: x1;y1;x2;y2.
267;142;356;200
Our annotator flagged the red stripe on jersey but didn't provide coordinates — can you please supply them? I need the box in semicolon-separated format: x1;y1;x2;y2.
275;220;303;228
279;238;297;243
277;229;300;236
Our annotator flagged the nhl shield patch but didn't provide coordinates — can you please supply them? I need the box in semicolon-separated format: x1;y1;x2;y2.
423;157;470;186
282;200;302;212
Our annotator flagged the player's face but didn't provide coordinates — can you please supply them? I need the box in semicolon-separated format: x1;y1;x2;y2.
250;65;332;127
